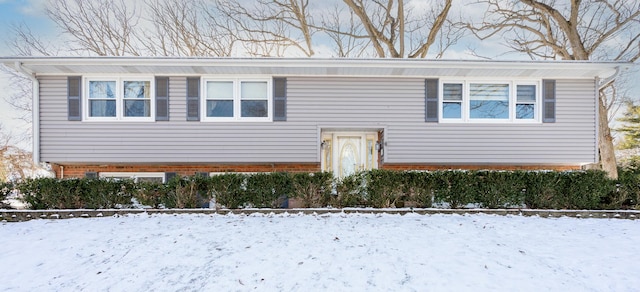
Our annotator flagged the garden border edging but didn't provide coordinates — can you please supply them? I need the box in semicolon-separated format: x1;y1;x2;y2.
1;208;638;222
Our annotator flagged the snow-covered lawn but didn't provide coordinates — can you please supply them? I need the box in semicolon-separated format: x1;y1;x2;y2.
1;212;638;291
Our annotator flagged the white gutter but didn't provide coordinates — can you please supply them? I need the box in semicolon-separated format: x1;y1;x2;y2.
14;61;40;165
598;66;622;89
1;56;625;69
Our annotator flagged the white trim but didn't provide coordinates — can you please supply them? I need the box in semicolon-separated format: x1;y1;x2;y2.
209;172;257;176
14;62;40;164
201;76;272;122
594;77;600;164
439;79;542;124
99;172;165;183
1;58;625;81
83;76;155;122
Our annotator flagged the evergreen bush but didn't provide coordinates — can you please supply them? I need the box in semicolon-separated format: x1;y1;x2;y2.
365;169;405;208
433;171;476;208
473;171;526;208
401;171;434;208
332;172;366;208
291;172;333;208
209;173;247;209
17;177;134;209
7;168;640;210
244;172;292;208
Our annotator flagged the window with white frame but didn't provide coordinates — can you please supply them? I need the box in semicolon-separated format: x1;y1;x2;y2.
440;80;540;122
85;77;154;121
203;78;271;121
442;83;463;119
99;172;165;183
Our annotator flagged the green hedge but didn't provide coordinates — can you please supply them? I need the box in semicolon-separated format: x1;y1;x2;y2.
6;169;640;210
14;177;136;209
1;181;11;207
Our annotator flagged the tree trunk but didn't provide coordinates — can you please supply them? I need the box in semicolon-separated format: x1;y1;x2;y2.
598;96;618;179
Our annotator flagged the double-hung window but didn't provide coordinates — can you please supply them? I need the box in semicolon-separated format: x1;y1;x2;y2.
442;83;463;119
516;84;536;119
440;80;540;122
203;78;271;121
85;77;154;121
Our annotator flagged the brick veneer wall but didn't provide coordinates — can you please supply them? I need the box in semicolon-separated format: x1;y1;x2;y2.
50;163;583;178
51;163;321;178
380;164;582;171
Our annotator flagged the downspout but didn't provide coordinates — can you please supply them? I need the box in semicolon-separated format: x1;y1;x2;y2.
594;77;600;165
14;61;40;165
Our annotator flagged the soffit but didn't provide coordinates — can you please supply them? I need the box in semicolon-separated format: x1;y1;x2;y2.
0;57;627;79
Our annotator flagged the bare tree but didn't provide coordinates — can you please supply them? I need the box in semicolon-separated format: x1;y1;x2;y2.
46;0;142;56
215;0;316;57
1;23;60;130
465;0;640;179
143;0;235;57
338;0;457;58
320;5;372;57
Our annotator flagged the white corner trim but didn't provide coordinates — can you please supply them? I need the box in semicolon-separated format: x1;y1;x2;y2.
14;61;40;165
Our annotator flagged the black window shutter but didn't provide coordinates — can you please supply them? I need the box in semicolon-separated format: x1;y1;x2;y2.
165;172;177;183
543;79;556;123
68;76;82;121
273;78;287;121
186;77;200;121
425;79;439;122
84;171;97;179
155;77;169;121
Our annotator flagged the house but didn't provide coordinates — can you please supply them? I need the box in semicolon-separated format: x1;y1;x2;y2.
0;57;626;181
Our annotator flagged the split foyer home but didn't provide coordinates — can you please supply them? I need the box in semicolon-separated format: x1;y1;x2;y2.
0;57;625;182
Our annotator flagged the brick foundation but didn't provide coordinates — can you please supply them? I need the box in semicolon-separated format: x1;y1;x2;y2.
50;162;584;179
51;163;321;179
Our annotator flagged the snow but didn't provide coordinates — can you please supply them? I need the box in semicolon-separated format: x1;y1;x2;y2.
1;212;639;291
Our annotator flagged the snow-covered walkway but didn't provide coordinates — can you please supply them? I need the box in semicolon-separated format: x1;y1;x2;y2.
1;213;638;291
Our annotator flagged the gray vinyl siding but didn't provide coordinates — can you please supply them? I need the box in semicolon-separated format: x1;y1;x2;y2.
38;76;596;165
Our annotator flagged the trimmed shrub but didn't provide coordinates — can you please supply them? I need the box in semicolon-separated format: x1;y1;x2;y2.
0;181;12;201
81;177;136;209
561;170;613;210
474;171;526;208
401;171;434;208
135;180;170;208
244;172;292;208
610;168;640;209
1;181;14;208
162;175;212;209
433;171;476;208
332;172;366;208
17;177;135;210
209;173;247;209
523;170;613;209
365;169;405;208
522;171;564;209
291;172;333;208
7;169;636;210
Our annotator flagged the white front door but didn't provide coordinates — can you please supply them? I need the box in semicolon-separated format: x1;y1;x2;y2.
321;132;378;177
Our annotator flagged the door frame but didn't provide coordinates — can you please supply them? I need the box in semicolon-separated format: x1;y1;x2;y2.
320;130;381;176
